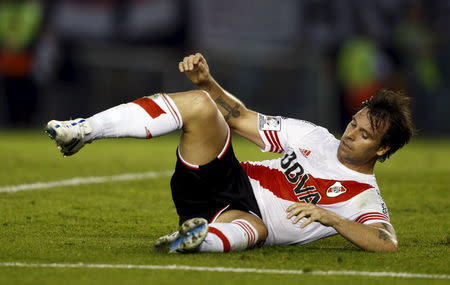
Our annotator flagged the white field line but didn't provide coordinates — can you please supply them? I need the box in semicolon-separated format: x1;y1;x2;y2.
1;175;449;281
0;262;449;279
0;171;173;193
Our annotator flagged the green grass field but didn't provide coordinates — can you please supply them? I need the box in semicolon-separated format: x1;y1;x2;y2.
0;130;449;284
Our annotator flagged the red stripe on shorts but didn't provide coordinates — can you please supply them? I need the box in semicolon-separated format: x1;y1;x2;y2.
210;205;230;223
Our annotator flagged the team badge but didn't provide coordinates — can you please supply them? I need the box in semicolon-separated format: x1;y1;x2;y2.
259;115;281;131
326;182;347;197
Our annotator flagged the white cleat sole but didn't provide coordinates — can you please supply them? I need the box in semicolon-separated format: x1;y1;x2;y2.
155;218;208;253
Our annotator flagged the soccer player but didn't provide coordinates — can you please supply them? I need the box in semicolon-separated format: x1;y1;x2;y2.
45;53;414;253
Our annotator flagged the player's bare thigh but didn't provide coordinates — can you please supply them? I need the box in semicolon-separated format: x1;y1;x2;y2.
216;210;268;243
168;90;228;166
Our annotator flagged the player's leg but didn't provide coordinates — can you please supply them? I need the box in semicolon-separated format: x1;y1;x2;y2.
45;90;225;159
168;90;228;165
198;210;268;252
155;211;268;253
153;91;267;253
46;92;182;156
46;90;268;252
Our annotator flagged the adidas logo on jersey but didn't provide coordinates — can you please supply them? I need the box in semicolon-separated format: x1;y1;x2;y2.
299;148;311;158
326;182;347;197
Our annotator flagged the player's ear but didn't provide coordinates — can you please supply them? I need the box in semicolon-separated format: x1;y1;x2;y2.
376;145;390;157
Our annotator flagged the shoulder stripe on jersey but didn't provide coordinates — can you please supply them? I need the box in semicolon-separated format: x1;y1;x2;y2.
262;130;273;152
268;131;282;153
267;131;277;152
274;131;284;152
271;131;284;153
264;130;283;153
263;130;276;152
354;212;390;224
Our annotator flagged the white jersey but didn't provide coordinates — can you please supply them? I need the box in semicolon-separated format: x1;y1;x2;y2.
240;115;392;246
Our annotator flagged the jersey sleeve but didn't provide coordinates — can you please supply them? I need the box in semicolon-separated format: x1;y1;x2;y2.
257;114;318;153
349;189;392;226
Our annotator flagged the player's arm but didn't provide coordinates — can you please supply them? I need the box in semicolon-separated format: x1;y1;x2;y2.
179;53;264;148
286;203;398;252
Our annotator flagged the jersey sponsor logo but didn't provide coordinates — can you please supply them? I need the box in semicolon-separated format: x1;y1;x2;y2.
326;182;347;197
240;158;374;205
259;115;281;131
281;151;321;204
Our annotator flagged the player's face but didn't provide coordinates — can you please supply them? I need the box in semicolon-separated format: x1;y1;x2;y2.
337;108;390;172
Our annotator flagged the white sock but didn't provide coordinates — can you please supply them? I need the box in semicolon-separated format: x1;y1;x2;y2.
198;219;259;252
85;93;182;141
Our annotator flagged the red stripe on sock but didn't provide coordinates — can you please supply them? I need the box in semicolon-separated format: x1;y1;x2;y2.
232;221;254;247
208;227;231;252
161;95;181;127
132;98;166;119
238;221;256;246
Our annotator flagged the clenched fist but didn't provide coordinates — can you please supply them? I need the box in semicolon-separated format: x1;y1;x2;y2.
179;53;211;86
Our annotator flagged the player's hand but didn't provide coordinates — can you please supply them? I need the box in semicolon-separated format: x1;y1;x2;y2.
179;53;211;86
286;203;342;228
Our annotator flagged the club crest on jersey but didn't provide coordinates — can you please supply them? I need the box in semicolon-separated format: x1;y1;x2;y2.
259;115;281;131
326;182;347;197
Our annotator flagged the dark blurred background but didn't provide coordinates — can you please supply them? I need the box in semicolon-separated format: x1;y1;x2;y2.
1;0;449;135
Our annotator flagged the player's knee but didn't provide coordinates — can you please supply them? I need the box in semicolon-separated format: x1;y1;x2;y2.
172;89;220;125
253;220;268;243
188;90;219;121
